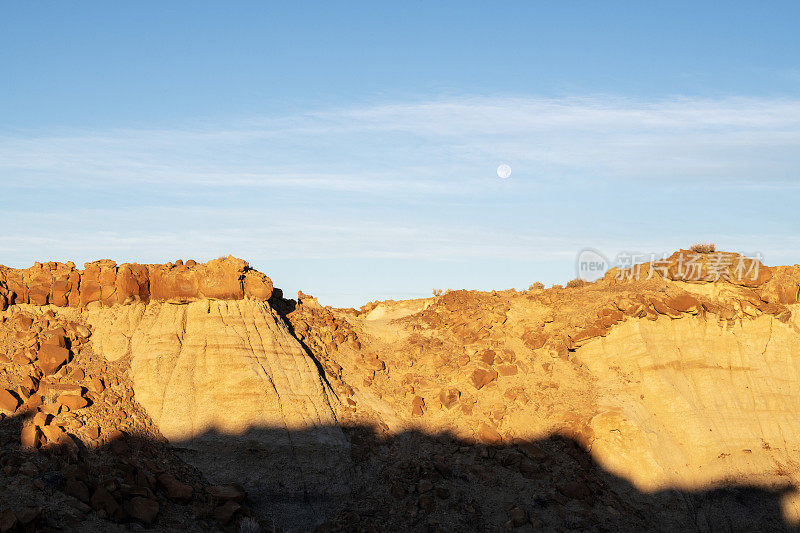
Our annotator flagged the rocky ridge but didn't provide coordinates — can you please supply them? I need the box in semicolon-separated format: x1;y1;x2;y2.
2;251;800;531
0;256;273;309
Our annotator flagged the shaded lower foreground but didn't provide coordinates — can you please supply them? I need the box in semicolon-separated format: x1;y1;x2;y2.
0;412;797;532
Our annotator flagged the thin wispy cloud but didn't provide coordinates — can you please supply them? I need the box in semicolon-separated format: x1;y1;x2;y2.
3;95;800;192
0;205;581;263
2;95;799;305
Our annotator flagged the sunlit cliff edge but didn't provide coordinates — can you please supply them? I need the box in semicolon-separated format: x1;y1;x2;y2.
2;251;800;531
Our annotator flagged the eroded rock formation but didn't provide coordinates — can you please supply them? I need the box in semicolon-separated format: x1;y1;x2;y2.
3;252;800;531
0;256;272;309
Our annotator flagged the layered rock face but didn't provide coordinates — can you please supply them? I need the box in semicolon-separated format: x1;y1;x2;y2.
4;251;800;531
577;313;800;491
278;252;800;529
1;258;348;530
87;299;340;438
84;298;350;527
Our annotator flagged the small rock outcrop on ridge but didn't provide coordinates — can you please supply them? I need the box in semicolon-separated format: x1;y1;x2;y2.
0;255;272;309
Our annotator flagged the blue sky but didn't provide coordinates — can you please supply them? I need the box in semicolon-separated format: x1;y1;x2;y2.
2;2;799;306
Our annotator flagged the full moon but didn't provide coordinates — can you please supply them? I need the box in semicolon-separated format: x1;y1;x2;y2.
497;163;512;179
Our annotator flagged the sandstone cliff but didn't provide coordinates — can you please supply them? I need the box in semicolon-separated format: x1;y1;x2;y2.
0;258;347;530
84;298;350;526
3;252;800;531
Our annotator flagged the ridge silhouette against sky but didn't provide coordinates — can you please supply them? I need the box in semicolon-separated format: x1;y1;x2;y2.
2;2;799;306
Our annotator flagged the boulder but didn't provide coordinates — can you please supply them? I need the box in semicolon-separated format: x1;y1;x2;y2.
90;486;123;520
20;424;40;449
27;279;50;305
33;411;51;428
498;364;518;376
0;390;20;413
115;263;150;304
25;395;43;409
597;315;619;328
521;330;547;350
214;500;241;525
649;299;682;319
479;350;495;365
16;315;33;331
617;298;646;317
570;326;609;345
471;369;498;390
157;473;193;502
124;497;159;525
732;260;772;287
365;357;386;371
411;396;425;417
80;261;112;306
57;394;89;410
20;375;39;392
666;294;701;313
476;423;502;446
38;344;70;375
417;494;436;513
14;507;41;527
41;334;67;348
74;324;92;339
544;336;572;359
199;257;249;300
40;424;67;445
0;509;16;533
5;271;27;304
65;478;91;503
51;277;72;307
762;281;800;305
243;270;273;300
90;377;105;393
149;257;251;302
598;308;624;321
438;387;460;409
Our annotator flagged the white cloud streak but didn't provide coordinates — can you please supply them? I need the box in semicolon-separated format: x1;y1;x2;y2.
1;95;799;306
2;95;800;191
0;205;582;267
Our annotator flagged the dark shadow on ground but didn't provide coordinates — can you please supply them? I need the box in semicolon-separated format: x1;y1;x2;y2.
0;410;798;532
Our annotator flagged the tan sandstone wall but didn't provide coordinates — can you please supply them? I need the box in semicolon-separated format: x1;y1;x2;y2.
0;257;349;526
83;298;351;526
575;310;800;494
85;299;341;439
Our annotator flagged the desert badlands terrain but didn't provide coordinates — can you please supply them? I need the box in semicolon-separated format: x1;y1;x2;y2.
1;251;800;531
